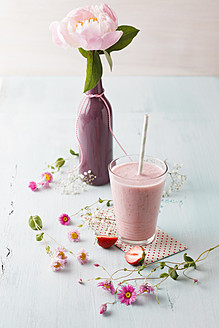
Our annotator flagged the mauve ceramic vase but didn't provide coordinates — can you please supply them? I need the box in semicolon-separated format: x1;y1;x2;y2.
77;79;113;186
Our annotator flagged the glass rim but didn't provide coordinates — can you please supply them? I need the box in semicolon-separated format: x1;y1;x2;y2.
108;154;168;181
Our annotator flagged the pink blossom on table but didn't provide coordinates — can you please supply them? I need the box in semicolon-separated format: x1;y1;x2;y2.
51;259;66;272
139;282;154;294
55;247;67;264
97;280;115;295
77;248;89;264
68;229;80;242
42;172;53;183
49;3;123;51
99;303;107;314
38;180;50;188
58;213;71;226
28;181;38;191
118;285;137;306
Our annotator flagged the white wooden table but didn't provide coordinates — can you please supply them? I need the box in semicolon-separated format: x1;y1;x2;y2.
0;76;219;328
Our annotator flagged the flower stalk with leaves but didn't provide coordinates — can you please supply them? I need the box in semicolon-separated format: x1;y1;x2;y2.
81;244;219;313
28;215;89;268
28;149;96;193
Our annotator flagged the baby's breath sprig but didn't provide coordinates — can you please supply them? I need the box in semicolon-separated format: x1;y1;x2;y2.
82;244;219;314
28;149;97;193
163;161;187;197
68;197;113;228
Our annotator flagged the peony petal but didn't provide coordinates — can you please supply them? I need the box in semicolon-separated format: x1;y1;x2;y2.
49;22;67;48
100;30;123;50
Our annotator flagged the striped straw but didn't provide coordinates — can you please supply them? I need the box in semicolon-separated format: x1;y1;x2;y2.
137;114;149;175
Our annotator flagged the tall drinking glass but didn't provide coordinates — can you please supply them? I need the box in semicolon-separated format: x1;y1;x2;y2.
109;155;168;245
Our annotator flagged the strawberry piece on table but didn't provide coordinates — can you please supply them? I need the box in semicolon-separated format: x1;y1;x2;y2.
125;246;145;266
96;235;118;249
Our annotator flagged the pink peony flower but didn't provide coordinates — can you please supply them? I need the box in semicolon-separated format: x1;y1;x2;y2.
51;259;66;272
55;247;67;264
42;172;53;183
99;303;107;314
97;280;115;295
59;213;71;226
28;181;38;191
77;248;89;264
139;282;154;294
49;3;123;51
118;285;137;306
68;229;80;242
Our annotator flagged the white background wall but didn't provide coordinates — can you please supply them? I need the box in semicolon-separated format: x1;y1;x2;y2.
0;0;219;76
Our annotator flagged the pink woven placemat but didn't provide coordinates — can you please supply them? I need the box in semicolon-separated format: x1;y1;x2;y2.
82;207;187;264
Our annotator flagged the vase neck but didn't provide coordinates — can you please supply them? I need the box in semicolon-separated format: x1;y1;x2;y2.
85;79;104;95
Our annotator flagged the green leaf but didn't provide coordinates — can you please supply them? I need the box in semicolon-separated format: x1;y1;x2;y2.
36;232;44;241
106;200;112;207
103;50;113;71
70;149;79;157
184;263;189;268
160;273;169;278
184;253;194;263
95;277;101;280
160;262;166;269
77;224;83;228
98;197;104;203
45;246;50;254
84;51;103;93
51;166;55;170
78;48;89;58
123;268;127;271
105;25;140;53
168;267;179;280
28;215;43;231
184;253;196;269
55;158;65;168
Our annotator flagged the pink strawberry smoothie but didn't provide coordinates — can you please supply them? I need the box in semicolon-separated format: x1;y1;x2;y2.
110;161;166;243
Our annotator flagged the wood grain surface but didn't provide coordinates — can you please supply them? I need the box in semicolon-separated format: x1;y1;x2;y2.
0;76;219;327
0;0;219;75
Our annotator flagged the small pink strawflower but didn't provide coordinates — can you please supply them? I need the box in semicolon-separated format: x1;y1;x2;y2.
77;248;89;264
42;172;53;183
28;181;38;191
68;229;80;242
94;264;99;267
118;285;137;306
194;279;198;283
99;303;107;314
55;247;67;264
139;282;154;294
97;280;115;295
51;259;65;272
59;213;71;225
78;278;83;284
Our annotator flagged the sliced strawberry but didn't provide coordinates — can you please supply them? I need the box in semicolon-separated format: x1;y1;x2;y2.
96;235;118;249
125;246;145;266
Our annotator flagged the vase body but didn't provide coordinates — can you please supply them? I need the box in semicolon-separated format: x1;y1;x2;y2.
77;79;113;186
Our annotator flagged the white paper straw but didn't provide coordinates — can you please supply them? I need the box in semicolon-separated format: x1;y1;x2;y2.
137;114;149;175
